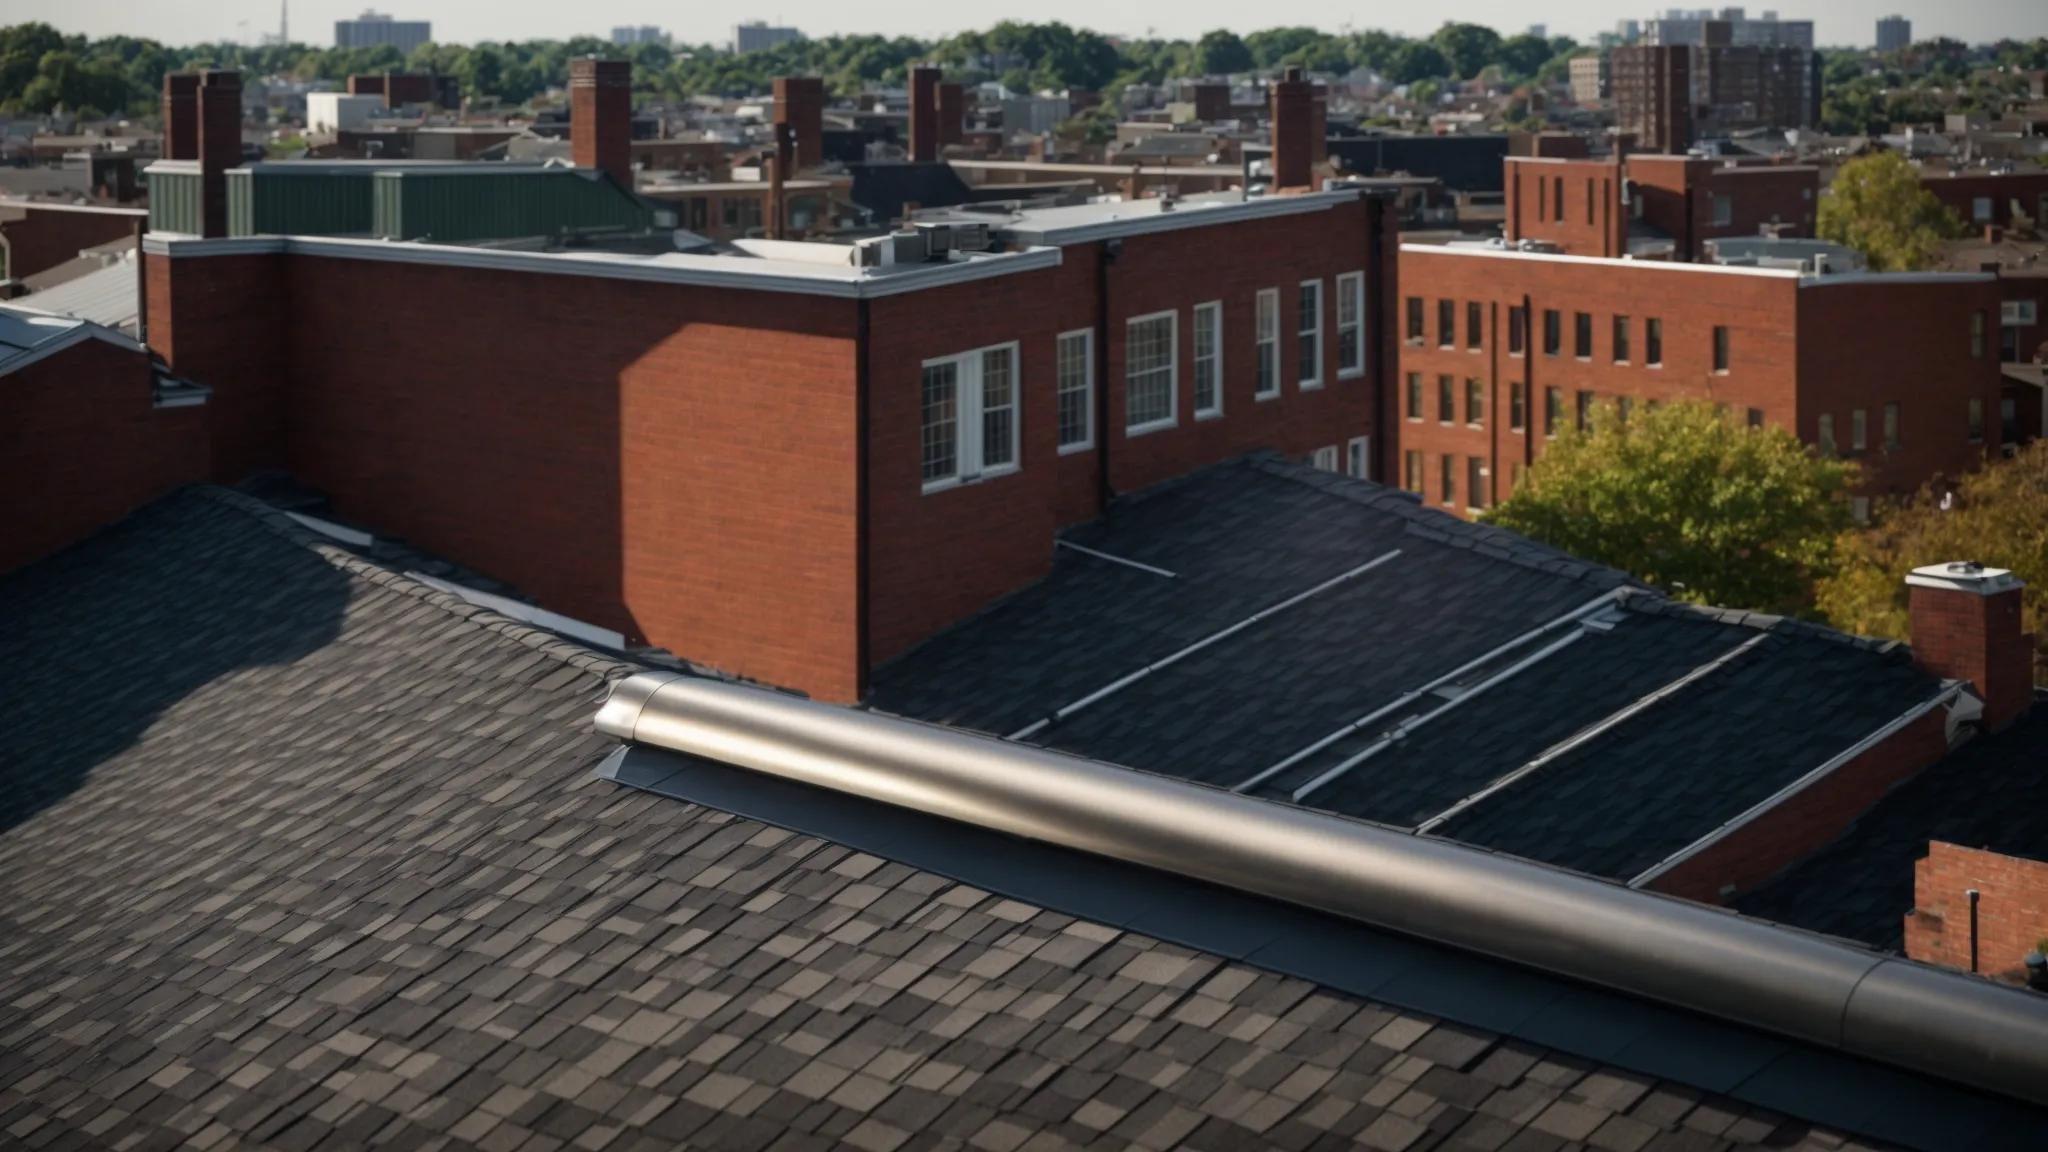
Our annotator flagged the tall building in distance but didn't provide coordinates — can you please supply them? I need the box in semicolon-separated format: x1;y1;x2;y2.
1617;15;1820;146
333;10;431;54
1876;14;1913;52
1612;44;1695;151
734;22;803;54
1642;7;1814;51
611;26;667;46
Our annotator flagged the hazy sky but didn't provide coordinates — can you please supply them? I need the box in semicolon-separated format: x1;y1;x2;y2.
13;0;2046;51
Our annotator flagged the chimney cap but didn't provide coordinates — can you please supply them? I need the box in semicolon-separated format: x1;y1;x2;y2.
1907;561;2023;595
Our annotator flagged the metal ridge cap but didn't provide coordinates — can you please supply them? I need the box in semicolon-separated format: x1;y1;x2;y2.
594;672;2048;1110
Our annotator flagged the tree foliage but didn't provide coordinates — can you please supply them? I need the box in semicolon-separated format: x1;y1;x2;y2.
1431;23;1502;81
1192;30;1253;76
1483;400;1857;614
1816;151;1966;272
1817;442;2048;677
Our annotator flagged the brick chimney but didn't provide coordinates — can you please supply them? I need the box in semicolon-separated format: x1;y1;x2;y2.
571;57;633;188
1909;562;2035;731
909;65;940;163
937;82;966;147
1270;66;1314;191
162;72;199;161
197;70;242;239
773;76;824;172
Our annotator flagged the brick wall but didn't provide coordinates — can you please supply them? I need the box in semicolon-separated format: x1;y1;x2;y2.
0;205;142;281
145;250;288;484
1646;705;1951;903
1504;158;1625;257
1905;841;2048;981
1909;580;2033;731
1920;171;2048;231
0;338;209;573
1627;158;1818;261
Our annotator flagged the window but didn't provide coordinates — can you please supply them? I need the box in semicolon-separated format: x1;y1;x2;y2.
1056;330;1094;453
1537;176;1547;220
1466;301;1483;351
1613;315;1631;363
1616;395;1633;424
1746;407;1763;429
1576;390;1594;433
1645;317;1663;367
1124;311;1177;433
1508;307;1526;356
1971;311;1986;358
1585;177;1595;225
1256;288;1281;399
1467;457;1486;510
1465;378;1484;426
686;198;708;231
1437;299;1455;349
1712;326;1730;373
1851;496;1871;524
1712;192;1733;227
1544;386;1562;437
1406;296;1424;344
2005;300;2040;326
921;342;1021;491
1851;408;1867;452
1404;450;1423;493
1300;280;1325;388
1553;176;1563;220
1574;312;1592;359
1336;272;1365;377
1968;397;1984;443
1438;375;1455;424
1441;454;1457;507
1543;309;1561;356
1193;301;1222;418
1883;402;1900;450
1347;436;1369;479
1817;413;1835;455
1510;381;1526;431
1405;372;1423;420
1312;446;1339;472
1972;196;1993;224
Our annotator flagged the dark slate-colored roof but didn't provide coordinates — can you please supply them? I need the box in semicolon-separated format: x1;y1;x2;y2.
0;487;1927;1152
1737;704;2048;950
871;455;1941;885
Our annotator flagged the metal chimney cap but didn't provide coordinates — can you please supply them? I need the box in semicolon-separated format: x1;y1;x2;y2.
1907;562;2022;595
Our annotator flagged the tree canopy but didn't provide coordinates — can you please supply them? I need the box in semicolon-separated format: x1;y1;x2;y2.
1816;442;2048;678
1483;400;1857;614
1816;151;1966;272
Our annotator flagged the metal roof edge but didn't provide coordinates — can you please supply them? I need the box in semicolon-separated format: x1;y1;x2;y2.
1011;188;1360;246
1798;270;1999;287
0;198;149;217
0;314;146;379
1399;242;1806;278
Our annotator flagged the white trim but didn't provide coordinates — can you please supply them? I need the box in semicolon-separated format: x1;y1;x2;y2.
1346;435;1369;480
1006;189;1359;246
1055;539;1177;579
1403;241;1803;279
1054;328;1096;455
140;232;1065;300
1192;300;1223;420
1297;278;1324;390
1123;308;1179;435
1797;270;2000;287
921;341;1023;495
1335;270;1365;380
407;571;627;652
0;198;147;218
1627;686;1964;889
1254;287;1281;401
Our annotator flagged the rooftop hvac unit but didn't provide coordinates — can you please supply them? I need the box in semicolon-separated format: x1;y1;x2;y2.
948;221;990;251
853;229;929;267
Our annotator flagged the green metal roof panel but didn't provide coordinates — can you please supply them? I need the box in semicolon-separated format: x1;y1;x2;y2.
371;168;655;243
239;168;376;237
147;169;203;236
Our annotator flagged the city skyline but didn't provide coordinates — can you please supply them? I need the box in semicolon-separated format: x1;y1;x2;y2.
9;0;2045;53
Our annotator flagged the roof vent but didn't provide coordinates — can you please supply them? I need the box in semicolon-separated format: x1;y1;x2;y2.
853;229;929;267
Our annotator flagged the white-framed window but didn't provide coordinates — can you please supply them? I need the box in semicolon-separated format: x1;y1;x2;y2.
1124;310;1178;434
1346;436;1369;479
1336;271;1365;378
2005;300;2039;326
1193;301;1223;419
1712;192;1733;226
1298;279;1324;389
1973;197;1993;223
921;341;1021;492
1311;445;1339;472
1255;288;1280;400
1056;329;1094;454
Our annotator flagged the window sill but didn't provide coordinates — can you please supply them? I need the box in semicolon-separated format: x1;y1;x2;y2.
1125;418;1179;438
1256;390;1281;403
1466;422;1484;430
1614;360;1631;367
1647;363;1664;370
1338;368;1365;381
1057;441;1095;457
1301;381;1324;392
1196;409;1224;422
923;465;1021;496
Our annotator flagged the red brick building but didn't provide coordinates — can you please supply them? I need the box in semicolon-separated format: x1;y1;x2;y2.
1907;841;2048;981
1395;243;2003;516
0;201;147;282
1919;168;2048;232
1502;155;1818;261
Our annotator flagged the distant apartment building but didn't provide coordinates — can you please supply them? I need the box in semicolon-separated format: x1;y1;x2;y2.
1613;23;1818;150
1570;55;1611;103
612;26;666;47
1613;45;1694;151
1876;15;1912;52
333;10;431;54
1642;7;1814;51
734;22;803;54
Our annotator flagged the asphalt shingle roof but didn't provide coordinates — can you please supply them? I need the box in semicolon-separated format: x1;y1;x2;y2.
0;486;1919;1151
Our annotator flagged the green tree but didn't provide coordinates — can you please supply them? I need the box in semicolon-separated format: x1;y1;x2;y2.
1483;400;1857;614
1818;442;2048;678
1387;41;1451;85
1431;22;1502;80
1817;151;1966;271
1497;34;1553;80
1192;29;1253;76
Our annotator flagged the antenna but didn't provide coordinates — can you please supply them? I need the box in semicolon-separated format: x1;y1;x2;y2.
281;0;289;46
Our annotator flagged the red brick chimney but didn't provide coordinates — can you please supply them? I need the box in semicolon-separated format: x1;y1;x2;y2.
197;70;242;239
162;72;199;161
937;82;966;147
909;65;940;163
1270;66;1314;191
773;76;824;172
571;57;633;188
1909;562;2035;731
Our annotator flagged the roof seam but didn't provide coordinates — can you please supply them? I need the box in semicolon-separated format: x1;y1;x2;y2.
188;485;643;682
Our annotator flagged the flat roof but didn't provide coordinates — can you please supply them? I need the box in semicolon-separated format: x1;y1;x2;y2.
990;188;1365;246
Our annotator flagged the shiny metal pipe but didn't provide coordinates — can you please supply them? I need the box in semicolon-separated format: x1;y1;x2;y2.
595;672;2048;1107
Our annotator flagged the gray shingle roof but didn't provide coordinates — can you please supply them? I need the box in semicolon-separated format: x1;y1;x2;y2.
0;487;1921;1151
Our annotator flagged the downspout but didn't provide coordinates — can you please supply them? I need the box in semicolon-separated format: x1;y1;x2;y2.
1365;193;1390;485
133;216;148;346
855;297;872;698
1522;291;1536;470
1095;239;1117;512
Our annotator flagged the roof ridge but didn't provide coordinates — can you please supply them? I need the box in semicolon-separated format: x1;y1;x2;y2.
188;485;644;682
1246;455;1637;592
1613;588;1909;656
